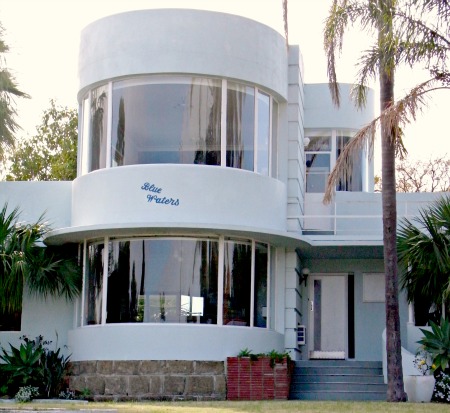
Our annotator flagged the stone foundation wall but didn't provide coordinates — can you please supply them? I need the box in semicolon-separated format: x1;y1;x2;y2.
69;360;226;401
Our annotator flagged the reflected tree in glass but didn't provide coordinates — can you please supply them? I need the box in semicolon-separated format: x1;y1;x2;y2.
226;84;254;171
186;81;221;165
114;97;125;166
254;243;268;328
223;241;251;326
85;243;104;325
107;241;131;323
90;86;108;171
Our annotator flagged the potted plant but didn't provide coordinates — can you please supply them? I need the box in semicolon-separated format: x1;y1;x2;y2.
226;348;293;400
404;348;436;402
414;318;450;403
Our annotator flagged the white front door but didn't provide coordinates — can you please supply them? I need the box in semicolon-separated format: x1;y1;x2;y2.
308;274;347;359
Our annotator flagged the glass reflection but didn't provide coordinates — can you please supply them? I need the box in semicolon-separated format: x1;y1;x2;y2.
223;240;251;326
257;92;270;175
106;239;218;324
81;77;275;176
305;154;330;193
336;134;362;191
84;243;104;325
90;85;108;172
111;78;221;167
254;243;268;328
226;83;254;171
80;96;90;175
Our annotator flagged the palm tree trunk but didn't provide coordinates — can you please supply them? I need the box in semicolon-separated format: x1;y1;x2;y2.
379;0;406;401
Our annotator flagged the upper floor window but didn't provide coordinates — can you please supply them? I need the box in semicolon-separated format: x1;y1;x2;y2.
80;76;276;176
305;130;363;193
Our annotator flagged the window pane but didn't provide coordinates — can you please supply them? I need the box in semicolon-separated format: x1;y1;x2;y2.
336;134;362;191
226;83;254;171
257;92;270;175
305;136;331;152
106;239;218;324
306;153;330;193
90;85;108;172
84;243;104;325
80;96;90;175
107;241;143;323
223;241;251;326
271;100;278;177
254;243;268;328
111;78;221;167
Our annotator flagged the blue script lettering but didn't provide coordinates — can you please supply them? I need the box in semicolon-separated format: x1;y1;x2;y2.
147;194;180;206
141;182;162;193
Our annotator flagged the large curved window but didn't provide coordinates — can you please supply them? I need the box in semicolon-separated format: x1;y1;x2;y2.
106;239;218;324
82;237;269;328
80;77;276;176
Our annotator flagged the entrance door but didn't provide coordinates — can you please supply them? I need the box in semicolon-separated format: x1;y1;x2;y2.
308;274;347;359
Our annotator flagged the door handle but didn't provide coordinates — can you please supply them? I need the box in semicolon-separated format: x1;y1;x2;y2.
310;301;314;312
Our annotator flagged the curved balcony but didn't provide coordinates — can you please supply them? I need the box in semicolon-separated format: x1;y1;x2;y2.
46;164;287;244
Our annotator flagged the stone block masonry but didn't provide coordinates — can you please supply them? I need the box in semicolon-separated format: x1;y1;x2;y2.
69;360;226;401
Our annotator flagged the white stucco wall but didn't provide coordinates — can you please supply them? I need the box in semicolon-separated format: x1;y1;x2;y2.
304;83;374;130
0;291;75;356
0;181;72;228
68;324;284;361
78;9;288;101
46;164;288;244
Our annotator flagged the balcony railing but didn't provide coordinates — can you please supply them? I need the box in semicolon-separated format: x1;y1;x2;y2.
288;192;444;237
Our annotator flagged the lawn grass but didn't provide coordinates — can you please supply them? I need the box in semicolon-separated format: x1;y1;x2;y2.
2;401;450;412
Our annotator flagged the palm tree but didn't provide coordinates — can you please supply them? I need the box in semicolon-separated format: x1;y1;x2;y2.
398;196;450;324
0;24;29;159
324;0;449;402
324;0;407;401
0;204;81;321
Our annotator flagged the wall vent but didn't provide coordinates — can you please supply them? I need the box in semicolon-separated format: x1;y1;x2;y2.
297;325;306;346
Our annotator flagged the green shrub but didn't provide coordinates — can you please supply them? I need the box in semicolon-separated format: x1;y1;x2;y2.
419;318;450;373
236;348;291;367
0;335;71;399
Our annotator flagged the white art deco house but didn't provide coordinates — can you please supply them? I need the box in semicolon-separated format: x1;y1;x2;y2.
0;9;443;401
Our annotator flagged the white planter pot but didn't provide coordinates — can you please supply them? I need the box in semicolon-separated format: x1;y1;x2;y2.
404;375;435;402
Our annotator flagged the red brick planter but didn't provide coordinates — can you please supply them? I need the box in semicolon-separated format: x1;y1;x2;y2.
226;356;293;400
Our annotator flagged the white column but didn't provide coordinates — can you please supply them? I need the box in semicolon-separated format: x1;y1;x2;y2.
408;302;415;325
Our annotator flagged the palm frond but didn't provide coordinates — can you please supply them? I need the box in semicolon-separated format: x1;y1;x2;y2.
397;196;450;308
324;77;449;202
282;0;289;46
0;204;81;313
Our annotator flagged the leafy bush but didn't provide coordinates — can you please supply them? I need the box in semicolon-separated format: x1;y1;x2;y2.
418;318;450;373
236;348;291;367
0;335;71;399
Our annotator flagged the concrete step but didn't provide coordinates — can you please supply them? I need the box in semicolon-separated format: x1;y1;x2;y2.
293;366;383;375
290;390;387;401
290;360;387;401
293;381;387;392
292;373;385;384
